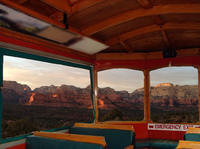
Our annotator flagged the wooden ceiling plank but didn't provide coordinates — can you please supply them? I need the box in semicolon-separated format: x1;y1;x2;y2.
105;22;200;45
49;11;64;22
82;4;200;35
119;40;132;52
71;0;105;14
136;0;153;9
153;15;170;47
160;29;170;47
13;0;28;4
41;0;72;14
105;25;160;45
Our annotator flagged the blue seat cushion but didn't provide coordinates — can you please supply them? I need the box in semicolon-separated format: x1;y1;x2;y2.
69;127;134;149
26;135;105;149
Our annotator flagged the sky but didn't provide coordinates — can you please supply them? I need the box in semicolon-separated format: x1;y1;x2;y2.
3;56;198;92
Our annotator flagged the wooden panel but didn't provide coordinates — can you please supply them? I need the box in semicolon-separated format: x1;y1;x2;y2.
137;0;153;8
41;0;72;14
102;43;125;53
16;0;59;16
71;0;105;14
92;16;155;41
167;30;200;49
82;4;200;35
154;0;200;6
105;22;200;45
69;0;140;29
96;53;146;61
126;31;165;52
162;13;200;23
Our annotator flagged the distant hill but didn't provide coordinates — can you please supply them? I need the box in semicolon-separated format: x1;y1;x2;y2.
2;81;198;108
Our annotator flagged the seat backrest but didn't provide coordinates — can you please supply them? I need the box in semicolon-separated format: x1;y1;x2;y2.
184;128;200;141
70;123;135;149
26;131;106;149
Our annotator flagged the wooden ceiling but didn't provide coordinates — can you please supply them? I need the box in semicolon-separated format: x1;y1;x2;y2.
1;0;200;57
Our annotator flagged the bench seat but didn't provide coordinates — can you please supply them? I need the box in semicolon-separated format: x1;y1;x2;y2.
69;123;135;149
26;131;106;149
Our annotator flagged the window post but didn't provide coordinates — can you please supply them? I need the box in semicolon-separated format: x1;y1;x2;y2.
0;54;3;139
90;67;99;123
144;69;151;122
198;66;200;122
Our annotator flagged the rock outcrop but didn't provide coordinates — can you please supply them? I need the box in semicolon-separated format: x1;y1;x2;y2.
2;81;198;108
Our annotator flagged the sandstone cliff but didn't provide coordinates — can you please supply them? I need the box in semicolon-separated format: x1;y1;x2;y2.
2;81;198;108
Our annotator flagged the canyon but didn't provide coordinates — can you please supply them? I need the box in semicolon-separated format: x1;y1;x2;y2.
2;81;198;109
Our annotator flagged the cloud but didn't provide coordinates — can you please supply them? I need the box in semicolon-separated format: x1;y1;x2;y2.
150;66;198;86
4;56;90;89
98;69;144;92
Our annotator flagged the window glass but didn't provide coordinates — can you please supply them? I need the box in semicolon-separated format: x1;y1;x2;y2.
2;56;93;138
98;69;144;121
150;67;198;123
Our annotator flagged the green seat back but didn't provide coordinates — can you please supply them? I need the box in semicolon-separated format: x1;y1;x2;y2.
135;139;178;149
26;135;105;149
150;139;178;149
184;133;200;141
69;127;135;149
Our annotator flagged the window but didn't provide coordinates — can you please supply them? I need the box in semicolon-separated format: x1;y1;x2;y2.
98;69;144;121
2;55;93;138
150;67;198;123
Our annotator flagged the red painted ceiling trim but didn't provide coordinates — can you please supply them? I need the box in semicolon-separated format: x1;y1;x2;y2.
0;34;93;64
95;56;200;71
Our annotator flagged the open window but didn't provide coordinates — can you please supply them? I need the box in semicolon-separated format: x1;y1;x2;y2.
2;54;93;138
98;69;144;121
150;66;198;123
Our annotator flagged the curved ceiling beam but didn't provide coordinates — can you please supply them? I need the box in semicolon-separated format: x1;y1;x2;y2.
136;0;153;9
105;22;200;45
82;4;200;35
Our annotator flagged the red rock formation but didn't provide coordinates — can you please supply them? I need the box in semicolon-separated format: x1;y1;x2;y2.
2;81;198;108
